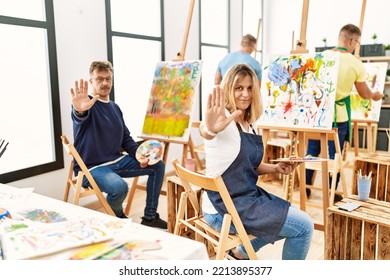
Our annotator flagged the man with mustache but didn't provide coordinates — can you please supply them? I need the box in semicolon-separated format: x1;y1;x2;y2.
69;60;167;229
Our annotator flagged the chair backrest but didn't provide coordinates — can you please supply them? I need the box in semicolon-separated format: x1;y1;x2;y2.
61;135;116;216
171;158;257;259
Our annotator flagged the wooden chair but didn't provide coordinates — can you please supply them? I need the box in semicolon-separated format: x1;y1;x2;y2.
186;121;205;172
304;129;348;205
171;158;258;260
61;135;116;216
62;135;166;217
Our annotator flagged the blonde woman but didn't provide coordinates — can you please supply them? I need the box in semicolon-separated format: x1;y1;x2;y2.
200;64;313;260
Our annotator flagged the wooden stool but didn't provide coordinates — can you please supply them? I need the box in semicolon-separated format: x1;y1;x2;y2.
166;175;201;234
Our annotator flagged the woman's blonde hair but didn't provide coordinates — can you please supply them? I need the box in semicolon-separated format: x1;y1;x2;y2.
221;64;262;124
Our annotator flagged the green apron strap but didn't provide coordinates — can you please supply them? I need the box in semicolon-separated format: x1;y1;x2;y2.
334;96;352;142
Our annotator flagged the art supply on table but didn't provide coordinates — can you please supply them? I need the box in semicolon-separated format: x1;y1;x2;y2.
0;139;9;158
338;201;361;212
0;207;12;219
357;169;372;201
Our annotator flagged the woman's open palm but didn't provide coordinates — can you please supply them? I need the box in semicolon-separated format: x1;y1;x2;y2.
205;86;242;133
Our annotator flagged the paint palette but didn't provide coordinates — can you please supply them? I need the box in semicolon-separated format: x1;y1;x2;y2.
135;140;164;165
270;156;328;163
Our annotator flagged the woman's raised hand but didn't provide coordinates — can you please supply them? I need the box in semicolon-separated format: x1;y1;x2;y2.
205;85;242;134
70;79;99;112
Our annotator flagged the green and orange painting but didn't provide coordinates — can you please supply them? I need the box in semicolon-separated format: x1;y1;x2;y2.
142;60;202;141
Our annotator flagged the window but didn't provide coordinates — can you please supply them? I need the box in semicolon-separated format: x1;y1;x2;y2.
242;0;263;63
106;0;164;141
0;0;63;183
199;0;230;119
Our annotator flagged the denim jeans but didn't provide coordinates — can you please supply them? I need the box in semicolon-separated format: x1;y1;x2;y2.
203;206;314;260
84;155;165;218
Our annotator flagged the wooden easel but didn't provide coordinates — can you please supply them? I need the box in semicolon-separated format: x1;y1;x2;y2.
354;0;367;59
260;126;331;232
140;0;202;170
351;0;378;156
351;119;376;156
261;0;333;232
254;18;262;59
290;0;309;54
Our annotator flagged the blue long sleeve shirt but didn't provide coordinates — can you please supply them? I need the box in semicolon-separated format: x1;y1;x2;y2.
71;98;139;173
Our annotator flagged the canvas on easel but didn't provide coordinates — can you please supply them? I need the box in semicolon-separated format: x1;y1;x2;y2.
351;62;387;121
141;60;202;143
260;51;340;130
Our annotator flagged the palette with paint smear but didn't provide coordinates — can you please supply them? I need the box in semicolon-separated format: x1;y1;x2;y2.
135;140;164;165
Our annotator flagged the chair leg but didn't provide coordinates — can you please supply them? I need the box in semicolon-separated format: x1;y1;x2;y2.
215;214;232;260
174;192;188;236
73;173;83;205
64;161;75;202
64;180;71;202
329;154;340;205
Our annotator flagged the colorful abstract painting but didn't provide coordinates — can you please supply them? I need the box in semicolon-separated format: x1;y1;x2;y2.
351;62;387;121
259;52;340;130
0;218;112;260
141;60;202;142
95;240;165;260
19;208;67;223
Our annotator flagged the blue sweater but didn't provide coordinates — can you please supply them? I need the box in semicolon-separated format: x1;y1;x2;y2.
72;99;139;173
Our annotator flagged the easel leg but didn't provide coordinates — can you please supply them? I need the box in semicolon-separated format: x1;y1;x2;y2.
353;121;359;157
298;132;306;212
318;133;329;232
285;131;297;202
163;142;170;163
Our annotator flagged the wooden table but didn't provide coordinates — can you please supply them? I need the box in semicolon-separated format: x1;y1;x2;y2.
0;183;209;260
325;195;390;260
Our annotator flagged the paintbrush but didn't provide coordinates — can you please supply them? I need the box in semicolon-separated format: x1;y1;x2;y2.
371;74;377;88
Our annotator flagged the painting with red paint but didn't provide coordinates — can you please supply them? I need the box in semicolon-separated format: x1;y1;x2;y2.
260;52;340;130
141;60;202;142
350;62;387;122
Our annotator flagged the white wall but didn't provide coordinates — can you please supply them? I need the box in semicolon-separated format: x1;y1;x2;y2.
8;0;202;199
262;0;390;64
7;0;390;200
